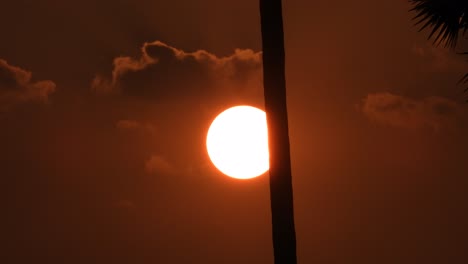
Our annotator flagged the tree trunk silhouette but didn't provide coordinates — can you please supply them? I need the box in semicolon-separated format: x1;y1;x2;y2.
259;0;297;263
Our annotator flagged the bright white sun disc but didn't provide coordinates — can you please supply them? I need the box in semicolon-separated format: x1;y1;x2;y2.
206;105;269;179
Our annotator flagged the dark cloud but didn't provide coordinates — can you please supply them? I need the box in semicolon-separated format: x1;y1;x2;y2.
91;41;262;102
359;92;465;131
0;59;56;111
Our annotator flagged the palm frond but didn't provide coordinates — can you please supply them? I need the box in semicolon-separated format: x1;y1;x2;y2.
409;0;468;48
459;73;468;84
458;52;468;94
409;1;468;98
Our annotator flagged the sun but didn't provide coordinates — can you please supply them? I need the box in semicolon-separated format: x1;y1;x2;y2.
206;105;269;179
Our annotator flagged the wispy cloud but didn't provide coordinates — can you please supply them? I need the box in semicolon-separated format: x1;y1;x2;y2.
145;155;174;175
412;43;467;73
116;119;156;134
91;41;262;101
0;59;56;111
359;92;465;131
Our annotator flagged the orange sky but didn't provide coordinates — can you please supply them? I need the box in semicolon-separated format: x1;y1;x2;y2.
1;0;467;263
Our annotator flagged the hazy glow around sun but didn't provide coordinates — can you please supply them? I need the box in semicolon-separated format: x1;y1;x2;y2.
206;105;269;179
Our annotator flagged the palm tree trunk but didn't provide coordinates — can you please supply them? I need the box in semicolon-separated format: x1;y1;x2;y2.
259;0;297;263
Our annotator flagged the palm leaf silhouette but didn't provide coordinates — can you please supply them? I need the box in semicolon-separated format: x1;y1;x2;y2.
409;0;468;96
410;0;468;48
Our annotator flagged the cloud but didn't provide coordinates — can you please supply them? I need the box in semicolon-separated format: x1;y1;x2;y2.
116;119;140;129
0;59;56;111
412;44;467;73
113;200;135;209
91;41;262;101
116;119;156;133
359;92;465;131
145;155;174;175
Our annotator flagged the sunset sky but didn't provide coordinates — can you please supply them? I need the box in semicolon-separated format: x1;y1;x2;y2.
1;0;468;263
